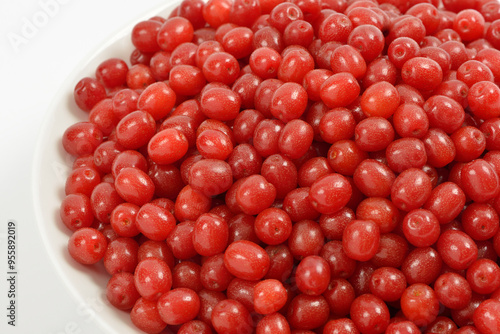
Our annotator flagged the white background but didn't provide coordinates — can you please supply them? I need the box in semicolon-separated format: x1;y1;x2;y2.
0;0;171;332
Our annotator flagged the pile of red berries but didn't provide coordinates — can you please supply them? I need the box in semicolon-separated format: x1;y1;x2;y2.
60;0;500;333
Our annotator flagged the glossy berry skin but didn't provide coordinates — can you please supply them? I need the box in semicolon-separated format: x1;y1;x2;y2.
261;154;297;200
126;64;155;89
222;27;254;59
253;279;288;314
68;228;107;265
114;167;155;206
422;128;456;168
200;87;241;121
461;203;499;241
65;166;101;197
347;24;384;63
62;122;104;157
278;48;315;84
318;108;356;144
371;233;409;269
450;292;487;328
157;288;200;325
353;159;395;198
472;299;500;334
236;175;277;215
175;185;212;221
270;82;308;123
112;150;148;179
401;283;440;328
90;182;124;224
362;56;397;90
196;129;234;160
368;267;407;303
74;77;107;112
453;9;485;42
308;173;352;214
350;294;390;334
391;168;433;212
255;313;290;334
193;213;229;257
318;12;352;44
111;88;139;120
178;320;212;334
254;208;292;245
327;140;368;176
103;237;139;275
211;299;253;334
226;277;257;313
196;290;225;328
288;220;323;259
434;272;472;310
423;95;465;135
169;64;206;96
437;230;478;271
466;258;500;295
148;129;189;165
278;119;314;160
360;82;400;119
286;294;329;330
330;45;366;79
423;182;466;224
249;47;282;79
402;57;443;91
385;138;427;173
202;52;240;85
321;240;356;280
89;99;117;136
130;297;166;334
137;82;176;121
171;261;203;293
385;321;421;334
320;72;360;109
200;254;234;292
253;119;284;157
157;17;194;52
461;159;500;203
188;159;233;197
264;244;294;282
354;117;395;152
401;246;442;286
134;258;172;301
295;255;330;296
323;318;359;334
60;194;94;231
131;20;161;53
468;81;500;120
167;221;197;260
402;209;440;248
481;119;500;151
136;203;176;241
387;37;421;70
268;2;303;33
224;240;270;281
457;60;494;88
106;272;140;311
342;220;380;262
93;141;124;174
356;191;396;225
451;126;486;162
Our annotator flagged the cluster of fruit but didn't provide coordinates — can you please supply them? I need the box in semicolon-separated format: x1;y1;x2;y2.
60;0;500;333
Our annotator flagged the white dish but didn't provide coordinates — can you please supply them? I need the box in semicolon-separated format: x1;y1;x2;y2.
32;2;180;332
